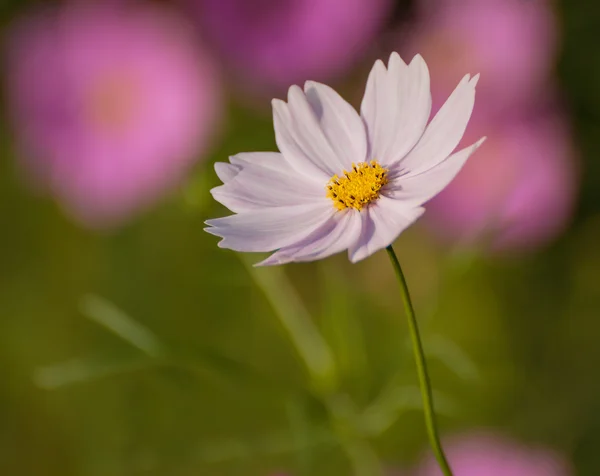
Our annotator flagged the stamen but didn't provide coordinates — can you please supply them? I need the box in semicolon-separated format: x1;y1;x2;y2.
326;160;388;211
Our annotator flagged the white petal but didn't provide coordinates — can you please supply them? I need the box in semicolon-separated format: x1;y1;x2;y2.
273;85;362;180
256;208;362;265
304;81;367;170
361;53;431;166
205;203;334;252
348;197;425;263
400;74;479;176
387;138;486;206
361;58;390;159
230;152;308;176
211;152;325;213
214;162;240;183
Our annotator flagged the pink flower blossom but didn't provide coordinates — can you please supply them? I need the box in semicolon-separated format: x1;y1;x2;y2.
6;3;222;228
413;432;574;476
184;0;392;92
424;110;578;252
398;0;577;252
403;0;558;117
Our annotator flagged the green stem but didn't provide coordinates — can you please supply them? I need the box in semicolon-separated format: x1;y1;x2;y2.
386;245;453;476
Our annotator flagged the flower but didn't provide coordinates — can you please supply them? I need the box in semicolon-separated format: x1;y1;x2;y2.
6;3;222;228
412;431;574;476
403;0;558;118
206;53;484;265
183;0;392;93
395;0;575;252
424;109;577;252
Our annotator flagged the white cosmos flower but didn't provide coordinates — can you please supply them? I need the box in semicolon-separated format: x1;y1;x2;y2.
205;53;485;265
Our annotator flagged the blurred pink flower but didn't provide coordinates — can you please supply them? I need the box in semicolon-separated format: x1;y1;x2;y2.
413;432;573;475
6;3;222;228
403;0;558;117
397;0;576;252
424;111;578;252
184;0;392;92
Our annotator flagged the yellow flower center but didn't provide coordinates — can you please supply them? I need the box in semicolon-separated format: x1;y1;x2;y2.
326;161;389;211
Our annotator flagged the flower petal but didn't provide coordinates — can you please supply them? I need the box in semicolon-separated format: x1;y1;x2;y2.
361;53;431;166
212;152;325;213
273;85;362;180
214;162;240;183
304;81;367;170
229;151;305;175
205;203;334;252
348;197;425;263
400;74;479;176
386;138;486;206
256;208;362;265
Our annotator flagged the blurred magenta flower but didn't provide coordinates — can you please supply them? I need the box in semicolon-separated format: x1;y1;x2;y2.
424;111;578;252
413;431;573;476
184;0;392;92
404;0;558;117
6;3;222;228
398;0;576;252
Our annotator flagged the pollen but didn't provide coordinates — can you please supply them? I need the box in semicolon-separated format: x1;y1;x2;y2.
326;160;389;211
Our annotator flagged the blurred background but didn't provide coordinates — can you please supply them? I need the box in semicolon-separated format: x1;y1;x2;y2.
0;0;599;474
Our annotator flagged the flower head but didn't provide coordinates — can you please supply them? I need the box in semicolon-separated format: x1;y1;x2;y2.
6;3;222;228
425;111;577;252
413;431;574;476
184;0;392;92
404;0;557;117
206;53;484;264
